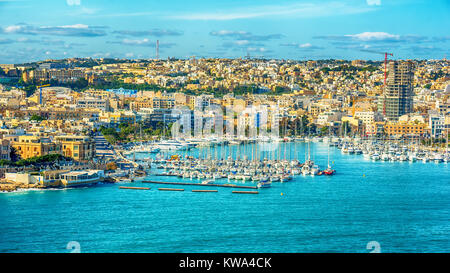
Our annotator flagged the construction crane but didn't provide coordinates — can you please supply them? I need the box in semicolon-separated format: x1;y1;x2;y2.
382;52;393;85
365;51;393;116
36;84;50;105
382;52;393;116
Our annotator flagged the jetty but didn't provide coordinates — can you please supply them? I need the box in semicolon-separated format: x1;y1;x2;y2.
119;186;150;190
142;180;258;189
158;188;184;191
232;191;259;194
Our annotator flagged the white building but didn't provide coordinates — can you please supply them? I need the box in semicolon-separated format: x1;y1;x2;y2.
429;115;445;138
354;111;384;125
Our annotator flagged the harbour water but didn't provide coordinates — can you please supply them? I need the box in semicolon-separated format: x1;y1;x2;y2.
1;142;449;253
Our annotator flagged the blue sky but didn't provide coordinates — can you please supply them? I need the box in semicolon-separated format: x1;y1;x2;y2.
0;0;449;63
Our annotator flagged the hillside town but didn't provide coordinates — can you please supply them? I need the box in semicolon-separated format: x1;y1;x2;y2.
0;57;449;191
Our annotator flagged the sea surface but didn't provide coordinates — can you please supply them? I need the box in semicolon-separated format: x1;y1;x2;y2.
1;142;449;253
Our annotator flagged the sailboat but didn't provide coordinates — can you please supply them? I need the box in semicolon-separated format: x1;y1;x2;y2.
444;129;449;163
323;131;336;175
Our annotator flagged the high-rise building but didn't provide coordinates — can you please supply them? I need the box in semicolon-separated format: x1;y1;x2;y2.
380;61;415;121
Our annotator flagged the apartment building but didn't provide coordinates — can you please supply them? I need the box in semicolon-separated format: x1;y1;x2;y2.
12;135;61;159
55;135;95;161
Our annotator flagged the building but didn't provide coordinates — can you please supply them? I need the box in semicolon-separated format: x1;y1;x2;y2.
12;135;61;159
39;63;69;70
29;69;84;82
76;97;110;111
354;111;384;125
194;94;213;110
380;61;415;121
317;111;345;126
130;99;153;111
366;122;385;136
384;121;426;136
55;135;95;161
100;111;136;126
106;88;137;97
1;138;11;160
151;97;175;109
137;108;180;124
429;115;445;138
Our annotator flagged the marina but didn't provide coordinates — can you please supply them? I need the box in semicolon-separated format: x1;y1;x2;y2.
0;141;449;253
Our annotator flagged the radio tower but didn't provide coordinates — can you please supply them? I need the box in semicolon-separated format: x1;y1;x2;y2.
156;40;159;60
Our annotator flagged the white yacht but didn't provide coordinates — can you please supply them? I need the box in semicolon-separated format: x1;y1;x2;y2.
301;164;310;175
156;140;189;151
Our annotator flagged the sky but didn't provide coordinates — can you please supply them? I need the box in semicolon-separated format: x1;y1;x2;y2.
0;0;449;63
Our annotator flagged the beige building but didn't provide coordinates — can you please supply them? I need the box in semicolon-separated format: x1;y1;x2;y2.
12;135;61;159
55;135;95;161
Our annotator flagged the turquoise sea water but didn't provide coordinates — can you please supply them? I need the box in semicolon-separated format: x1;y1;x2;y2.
0;142;449;253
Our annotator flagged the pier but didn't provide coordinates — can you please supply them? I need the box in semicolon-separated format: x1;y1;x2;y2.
232;191;259;194
142;180;258;189
158;188;184;191
119;186;150;190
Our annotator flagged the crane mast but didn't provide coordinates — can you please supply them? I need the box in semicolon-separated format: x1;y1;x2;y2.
383;52;393;116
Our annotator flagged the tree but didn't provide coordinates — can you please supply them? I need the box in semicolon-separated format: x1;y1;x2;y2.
30;114;46;122
342;121;351;136
273;86;289;94
10;147;20;162
319;126;329;136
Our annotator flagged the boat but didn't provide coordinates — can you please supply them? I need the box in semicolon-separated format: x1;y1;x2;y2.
341;145;349;154
301;164;310;175
433;153;443;163
323;165;335;175
310;165;320;176
348;146;355;154
257;177;271;188
371;153;380;161
381;153;390;161
270;175;280;182
156;140;189;151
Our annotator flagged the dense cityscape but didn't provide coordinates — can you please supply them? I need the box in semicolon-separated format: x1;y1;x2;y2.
0;56;449;191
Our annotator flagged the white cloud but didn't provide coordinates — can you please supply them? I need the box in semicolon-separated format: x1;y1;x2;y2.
210;30;283;41
345;32;399;41
299;43;312;48
247;47;268;52
4;25;22;33
122;38;150;45
366;0;381;6
67;0;81;6
280;42;324;50
58;24;88;29
2;23;107;37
